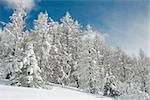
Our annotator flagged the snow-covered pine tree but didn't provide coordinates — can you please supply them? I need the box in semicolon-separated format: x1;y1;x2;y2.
137;49;150;94
0;28;6;79
1;7;27;84
32;12;52;82
117;55;140;95
106;47;149;96
77;31;94;93
128;56;142;94
47;19;62;84
92;29;108;92
21;43;42;88
55;12;82;86
68;20;82;88
103;73;120;97
0;8;43;87
77;25;104;94
110;47;130;82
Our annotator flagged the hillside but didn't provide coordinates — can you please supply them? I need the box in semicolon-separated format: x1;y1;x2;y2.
0;84;113;100
0;79;149;100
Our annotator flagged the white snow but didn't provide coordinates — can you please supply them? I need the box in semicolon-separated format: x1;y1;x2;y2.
0;85;113;100
116;94;150;100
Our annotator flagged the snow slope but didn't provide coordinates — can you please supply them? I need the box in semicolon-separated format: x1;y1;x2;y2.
0;85;113;100
116;94;150;100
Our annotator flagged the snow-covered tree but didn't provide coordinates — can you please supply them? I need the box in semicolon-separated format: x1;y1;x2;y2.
3;8;26;56
0;9;44;87
20;43;42;88
46;19;61;84
103;73;120;97
32;12;52;81
109;47;131;82
77;25;105;94
92;30;109;92
117;56;141;95
137;49;150;94
0;28;6;79
1;7;27;83
53;12;82;86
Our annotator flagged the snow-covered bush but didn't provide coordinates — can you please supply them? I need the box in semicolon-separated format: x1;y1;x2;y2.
117;81;141;95
103;74;121;97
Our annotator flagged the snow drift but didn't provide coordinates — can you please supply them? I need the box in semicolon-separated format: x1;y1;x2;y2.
0;85;113;100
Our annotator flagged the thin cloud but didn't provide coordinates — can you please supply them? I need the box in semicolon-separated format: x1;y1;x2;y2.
107;15;148;56
97;6;149;57
1;0;38;11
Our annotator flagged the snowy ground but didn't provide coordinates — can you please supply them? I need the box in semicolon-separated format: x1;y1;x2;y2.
0;80;149;100
0;85;113;100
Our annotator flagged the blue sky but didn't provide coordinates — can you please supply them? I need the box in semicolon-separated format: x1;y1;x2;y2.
0;0;149;56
